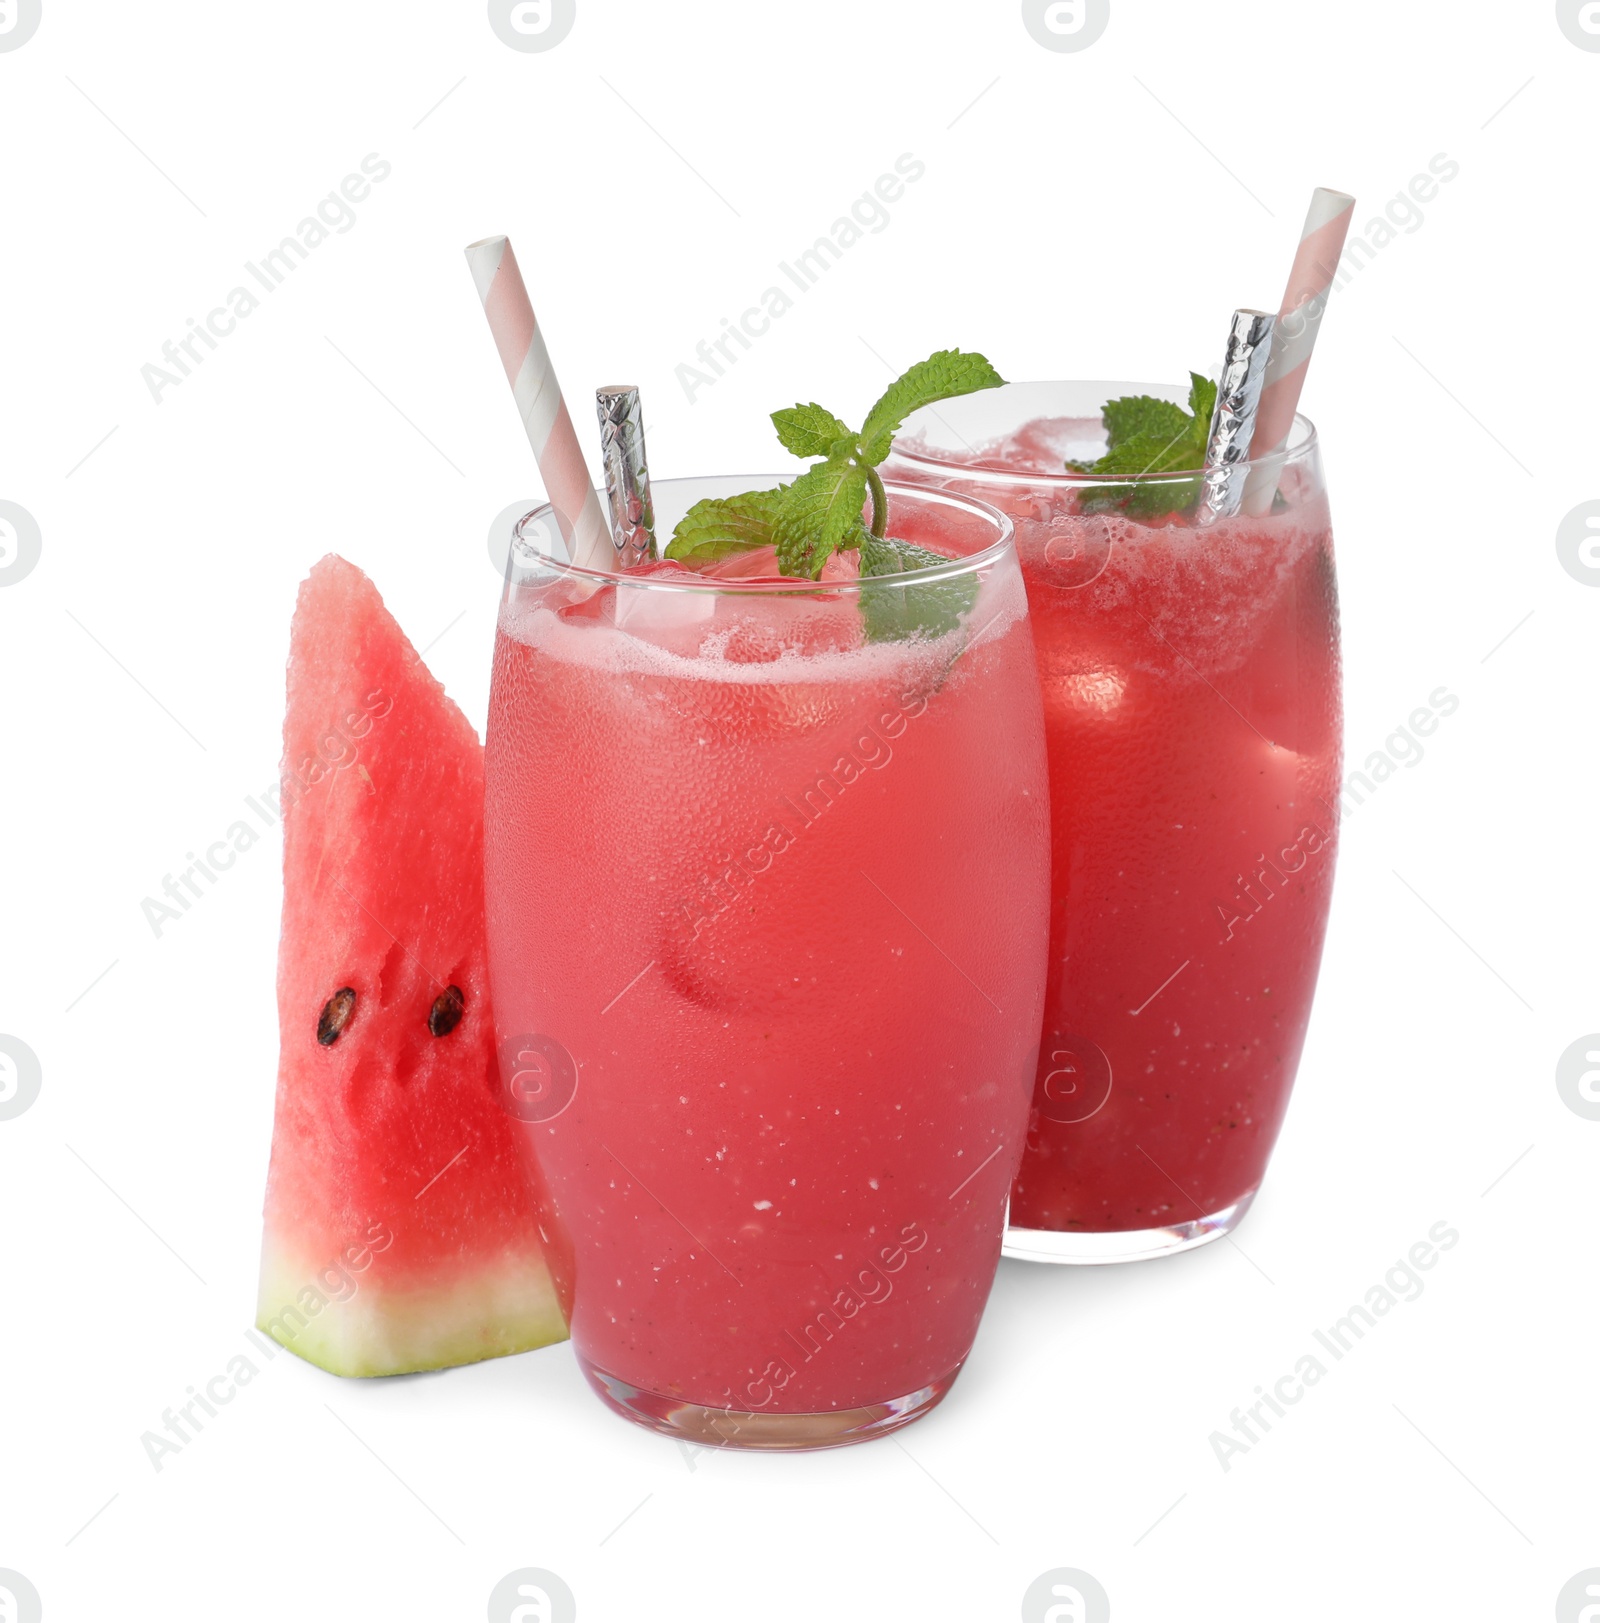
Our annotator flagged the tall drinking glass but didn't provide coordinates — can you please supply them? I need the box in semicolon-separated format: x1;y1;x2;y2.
889;384;1341;1263
484;476;1051;1446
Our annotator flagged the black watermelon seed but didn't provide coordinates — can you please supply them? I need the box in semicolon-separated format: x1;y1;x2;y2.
428;985;466;1037
317;987;357;1046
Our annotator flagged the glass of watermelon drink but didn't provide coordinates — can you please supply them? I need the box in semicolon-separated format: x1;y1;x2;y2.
887;382;1341;1264
484;475;1050;1448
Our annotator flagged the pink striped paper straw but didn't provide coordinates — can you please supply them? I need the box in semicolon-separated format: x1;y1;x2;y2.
464;235;612;570
1242;188;1355;516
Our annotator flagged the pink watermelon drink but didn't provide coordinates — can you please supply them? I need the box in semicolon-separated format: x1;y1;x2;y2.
258;557;567;1375
889;382;1342;1263
485;475;1051;1447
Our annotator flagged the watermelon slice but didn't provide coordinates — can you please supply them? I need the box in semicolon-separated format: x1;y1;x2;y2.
256;555;568;1376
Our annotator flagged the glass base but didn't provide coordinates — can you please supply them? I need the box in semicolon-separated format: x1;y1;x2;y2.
578;1355;960;1451
1002;1188;1257;1265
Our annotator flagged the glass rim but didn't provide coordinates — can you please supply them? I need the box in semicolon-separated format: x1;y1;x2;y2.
510;474;1017;595
888;379;1319;485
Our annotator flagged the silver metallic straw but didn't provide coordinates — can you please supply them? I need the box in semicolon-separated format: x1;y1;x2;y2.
595;385;658;566
1198;309;1275;526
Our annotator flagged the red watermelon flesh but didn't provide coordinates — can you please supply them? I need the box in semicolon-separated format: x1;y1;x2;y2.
257;555;567;1376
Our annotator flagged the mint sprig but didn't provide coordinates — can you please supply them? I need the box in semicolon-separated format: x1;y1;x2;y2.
773;458;872;579
858;533;977;643
771;403;853;458
856;349;1004;465
665;486;789;566
666;348;1005;583
1100;393;1191;448
1068;373;1218;518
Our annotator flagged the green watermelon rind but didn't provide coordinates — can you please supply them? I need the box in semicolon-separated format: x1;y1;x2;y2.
257;1240;565;1378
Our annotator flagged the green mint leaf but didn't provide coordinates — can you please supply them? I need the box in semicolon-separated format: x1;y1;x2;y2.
773;458;870;580
1187;371;1219;431
1080;430;1205;479
665;486;785;563
772;402;853;460
1101;394;1190;451
857;534;978;643
1070;375;1218;519
857;348;1005;465
1077;475;1204;519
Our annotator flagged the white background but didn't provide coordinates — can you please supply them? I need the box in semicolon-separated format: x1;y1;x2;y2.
1;2;1593;1619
